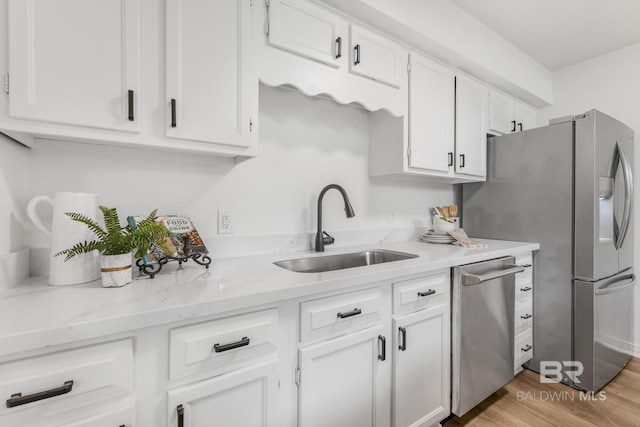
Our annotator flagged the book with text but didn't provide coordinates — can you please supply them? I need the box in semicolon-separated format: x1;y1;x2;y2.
128;215;209;264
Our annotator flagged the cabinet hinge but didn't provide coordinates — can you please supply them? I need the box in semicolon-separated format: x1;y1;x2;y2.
295;367;301;386
407;148;411;158
250;117;253;132
407;61;411;73
3;74;8;94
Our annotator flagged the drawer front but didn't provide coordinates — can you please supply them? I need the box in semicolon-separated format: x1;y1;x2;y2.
300;287;383;341
515;276;533;300
393;269;449;314
0;339;132;419
514;304;533;336
515;253;533;279
515;330;533;368
170;309;279;380
57;402;135;427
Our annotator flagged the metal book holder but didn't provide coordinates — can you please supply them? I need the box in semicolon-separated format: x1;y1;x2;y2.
136;236;211;279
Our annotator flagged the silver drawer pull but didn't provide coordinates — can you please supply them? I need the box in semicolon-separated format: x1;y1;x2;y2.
520;314;532;320
417;289;436;298
520;286;532;292
521;344;532;352
337;308;362;319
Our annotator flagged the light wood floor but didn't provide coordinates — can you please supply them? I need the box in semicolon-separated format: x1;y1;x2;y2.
444;357;640;427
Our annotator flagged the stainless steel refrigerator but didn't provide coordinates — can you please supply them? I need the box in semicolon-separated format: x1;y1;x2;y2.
462;109;635;392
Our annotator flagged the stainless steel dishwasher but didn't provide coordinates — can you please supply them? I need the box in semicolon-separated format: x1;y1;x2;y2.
451;257;525;416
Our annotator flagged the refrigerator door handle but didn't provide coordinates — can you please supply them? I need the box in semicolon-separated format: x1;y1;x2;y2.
595;273;635;296
612;142;633;249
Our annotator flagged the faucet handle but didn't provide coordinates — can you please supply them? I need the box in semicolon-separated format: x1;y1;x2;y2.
322;231;335;246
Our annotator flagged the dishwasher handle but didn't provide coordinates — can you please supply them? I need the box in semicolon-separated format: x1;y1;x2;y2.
462;264;525;286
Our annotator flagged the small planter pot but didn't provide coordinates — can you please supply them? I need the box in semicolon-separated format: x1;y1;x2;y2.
101;253;133;288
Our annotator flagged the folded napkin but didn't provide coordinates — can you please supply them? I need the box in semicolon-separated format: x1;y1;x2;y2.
448;229;488;249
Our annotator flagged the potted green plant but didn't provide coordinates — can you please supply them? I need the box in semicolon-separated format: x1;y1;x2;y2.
56;206;171;287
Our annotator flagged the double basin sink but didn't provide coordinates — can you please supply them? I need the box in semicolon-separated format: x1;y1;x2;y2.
274;249;418;273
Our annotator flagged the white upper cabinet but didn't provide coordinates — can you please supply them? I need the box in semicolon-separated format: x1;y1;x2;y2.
7;0;140;133
166;0;256;148
260;0;407;116
488;90;537;135
455;74;489;178
408;53;455;174
349;25;403;88
515;102;537;131
267;0;346;68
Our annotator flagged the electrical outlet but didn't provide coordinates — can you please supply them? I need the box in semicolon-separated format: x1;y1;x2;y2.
218;209;233;234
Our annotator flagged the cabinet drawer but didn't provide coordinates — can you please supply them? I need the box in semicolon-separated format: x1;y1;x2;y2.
53;402;135;427
514;305;533;336
169;309;278;380
393;269;449;314
300;287;383;341
515;330;533;367
515;277;533;301
515;253;533;279
0;339;132;419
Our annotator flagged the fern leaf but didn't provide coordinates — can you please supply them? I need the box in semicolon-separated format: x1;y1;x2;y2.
55;241;103;261
100;206;123;236
64;212;107;240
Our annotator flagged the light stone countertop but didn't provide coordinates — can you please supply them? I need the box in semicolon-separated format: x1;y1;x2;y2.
0;239;538;358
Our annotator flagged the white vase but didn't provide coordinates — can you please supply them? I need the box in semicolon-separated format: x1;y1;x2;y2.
101;253;133;288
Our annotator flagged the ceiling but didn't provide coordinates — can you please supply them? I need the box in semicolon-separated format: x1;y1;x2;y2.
449;0;640;71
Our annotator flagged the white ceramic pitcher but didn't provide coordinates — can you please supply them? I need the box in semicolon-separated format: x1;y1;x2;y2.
27;192;100;286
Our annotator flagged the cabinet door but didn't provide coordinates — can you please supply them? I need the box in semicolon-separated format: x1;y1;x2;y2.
298;326;390;427
349;25;403;88
455;75;488;178
166;0;256;147
488;90;515;135
515;102;537;131
408;53;455;173
8;0;140;132
167;359;278;427
267;0;346;68
393;304;450;427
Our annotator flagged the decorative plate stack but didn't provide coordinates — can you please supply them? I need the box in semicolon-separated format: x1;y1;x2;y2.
420;230;456;244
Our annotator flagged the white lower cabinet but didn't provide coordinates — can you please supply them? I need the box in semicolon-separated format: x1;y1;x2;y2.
393;304;450;427
2;272;457;426
167;359;279;427
514;252;534;374
57;403;135;427
298;325;390;427
0;339;133;426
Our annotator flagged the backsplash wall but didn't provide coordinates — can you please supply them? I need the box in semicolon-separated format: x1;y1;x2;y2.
25;85;454;258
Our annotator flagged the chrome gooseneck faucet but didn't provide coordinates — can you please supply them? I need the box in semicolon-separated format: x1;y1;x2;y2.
315;184;355;252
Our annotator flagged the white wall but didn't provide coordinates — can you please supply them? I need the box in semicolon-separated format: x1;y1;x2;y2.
26;85;454;256
0;134;29;290
538;42;640;355
0;135;28;255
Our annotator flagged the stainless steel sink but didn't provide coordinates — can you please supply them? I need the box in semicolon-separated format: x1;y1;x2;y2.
273;249;418;273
